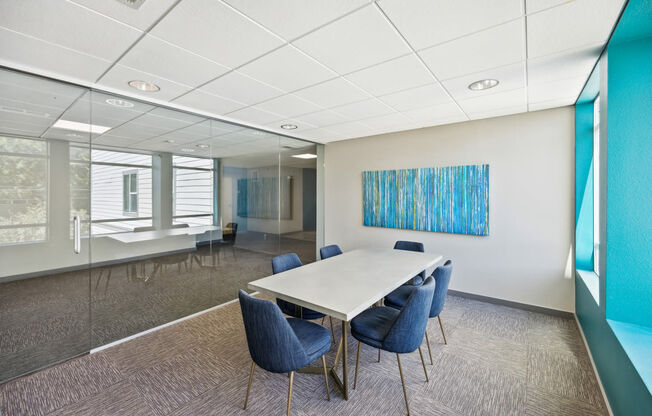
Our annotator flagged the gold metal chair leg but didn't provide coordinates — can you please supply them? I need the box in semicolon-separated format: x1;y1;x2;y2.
287;371;294;416
396;354;410;416
354;341;361;389
321;316;325;325
243;361;255;410
418;347;429;382
329;316;335;345
425;330;433;365
437;315;447;345
321;356;331;401
378;348;381;362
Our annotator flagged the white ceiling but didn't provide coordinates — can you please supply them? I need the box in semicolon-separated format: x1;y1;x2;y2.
0;0;626;143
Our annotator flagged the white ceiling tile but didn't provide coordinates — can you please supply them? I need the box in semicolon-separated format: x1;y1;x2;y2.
295;127;337;142
361;112;411;129
326;120;372;137
0;0;142;62
458;87;527;114
263;119;317;134
442;62;526;101
129;113;194;131
526;0;625;58
529;97;576;111
294;109;349;127
238;45;337;92
0;27;112;83
256;94;323;118
0;69;85;109
331;99;394;120
226;106;285;125
150;0;283;68
377;0;523;50
378;83;451;112
402;101;465;123
294;78;370;109
345;54;434;96
294;5;411;74
528;76;586;103
528;43;602;86
98;64;193;101
69;0;178;31
119;35;229;88
467;104;528;121
420;19;525;81
223;0;371;40
525;0;573;14
202;71;285;106
148;107;205;124
172;89;246;115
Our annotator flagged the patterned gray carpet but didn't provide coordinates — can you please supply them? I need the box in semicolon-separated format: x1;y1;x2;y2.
0;292;607;416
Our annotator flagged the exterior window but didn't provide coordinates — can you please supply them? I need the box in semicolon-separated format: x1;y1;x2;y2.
0;136;48;245
593;97;600;275
172;155;214;226
123;171;138;214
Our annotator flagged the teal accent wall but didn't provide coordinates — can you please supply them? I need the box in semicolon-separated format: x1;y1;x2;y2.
605;35;652;327
574;101;594;270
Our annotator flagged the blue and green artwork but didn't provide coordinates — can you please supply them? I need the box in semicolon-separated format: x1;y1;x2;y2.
362;164;489;236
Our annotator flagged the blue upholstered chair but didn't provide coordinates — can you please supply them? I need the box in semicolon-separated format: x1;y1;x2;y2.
394;241;426;286
319;244;342;260
351;276;436;415
385;260;453;365
239;290;331;415
272;253;335;341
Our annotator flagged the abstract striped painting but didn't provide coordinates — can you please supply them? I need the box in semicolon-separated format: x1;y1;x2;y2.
362;164;489;236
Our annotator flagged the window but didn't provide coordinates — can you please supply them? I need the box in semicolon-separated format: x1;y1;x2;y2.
593;96;600;275
0;136;48;245
123;171;138;214
173;155;214;226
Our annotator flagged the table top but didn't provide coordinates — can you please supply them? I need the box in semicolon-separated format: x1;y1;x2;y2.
104;225;220;243
248;248;442;322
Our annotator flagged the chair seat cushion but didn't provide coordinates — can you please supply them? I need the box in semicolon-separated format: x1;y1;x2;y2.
351;306;400;348
287;318;331;363
384;285;413;310
277;299;326;320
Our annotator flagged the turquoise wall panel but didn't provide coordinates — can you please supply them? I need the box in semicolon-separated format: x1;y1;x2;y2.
575;101;595;270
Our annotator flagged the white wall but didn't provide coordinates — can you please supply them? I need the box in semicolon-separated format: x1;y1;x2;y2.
324;107;575;312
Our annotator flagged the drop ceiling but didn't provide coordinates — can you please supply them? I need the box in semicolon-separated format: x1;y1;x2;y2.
0;0;626;143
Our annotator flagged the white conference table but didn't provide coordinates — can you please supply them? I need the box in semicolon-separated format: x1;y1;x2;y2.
104;225;220;243
248;248;442;400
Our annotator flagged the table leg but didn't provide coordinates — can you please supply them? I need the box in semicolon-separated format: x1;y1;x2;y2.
328;320;349;400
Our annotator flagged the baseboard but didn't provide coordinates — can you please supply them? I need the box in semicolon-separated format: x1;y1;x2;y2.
574;314;614;416
447;289;574;318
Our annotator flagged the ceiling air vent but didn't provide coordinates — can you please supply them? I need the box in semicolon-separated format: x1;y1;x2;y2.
115;0;147;10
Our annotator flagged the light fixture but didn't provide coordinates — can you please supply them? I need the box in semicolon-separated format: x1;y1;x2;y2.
65;133;83;138
280;124;298;130
164;139;176;143
52;119;111;134
128;80;160;92
468;79;499;91
292;153;317;159
105;98;134;108
181;148;195;152
196;144;209;149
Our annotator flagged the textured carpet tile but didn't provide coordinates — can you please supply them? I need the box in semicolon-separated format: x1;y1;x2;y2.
0;294;608;416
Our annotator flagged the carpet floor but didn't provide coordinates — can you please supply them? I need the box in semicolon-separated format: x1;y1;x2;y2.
0;292;607;416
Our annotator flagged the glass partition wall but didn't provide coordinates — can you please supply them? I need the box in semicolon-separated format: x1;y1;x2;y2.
0;68;317;383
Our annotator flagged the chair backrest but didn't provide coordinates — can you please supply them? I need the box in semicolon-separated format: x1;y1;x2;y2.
272;253;303;315
272;253;302;274
238;290;308;373
383;276;435;353
393;240;426;283
430;260;453;317
319;244;342;260
223;222;238;243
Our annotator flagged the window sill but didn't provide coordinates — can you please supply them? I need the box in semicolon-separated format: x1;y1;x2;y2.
608;319;652;395
576;269;600;305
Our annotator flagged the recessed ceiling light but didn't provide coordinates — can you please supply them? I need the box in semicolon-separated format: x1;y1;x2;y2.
52;119;111;134
292;153;317;159
66;133;83;138
181;148;195;152
280;124;298;130
105;98;134;108
468;79;499;91
128;80;160;92
165;139;176;143
196;144;209;149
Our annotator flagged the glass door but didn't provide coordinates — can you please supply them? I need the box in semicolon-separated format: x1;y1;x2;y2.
0;69;92;382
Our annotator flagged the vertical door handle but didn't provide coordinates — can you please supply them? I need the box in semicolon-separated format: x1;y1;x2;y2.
73;216;81;254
